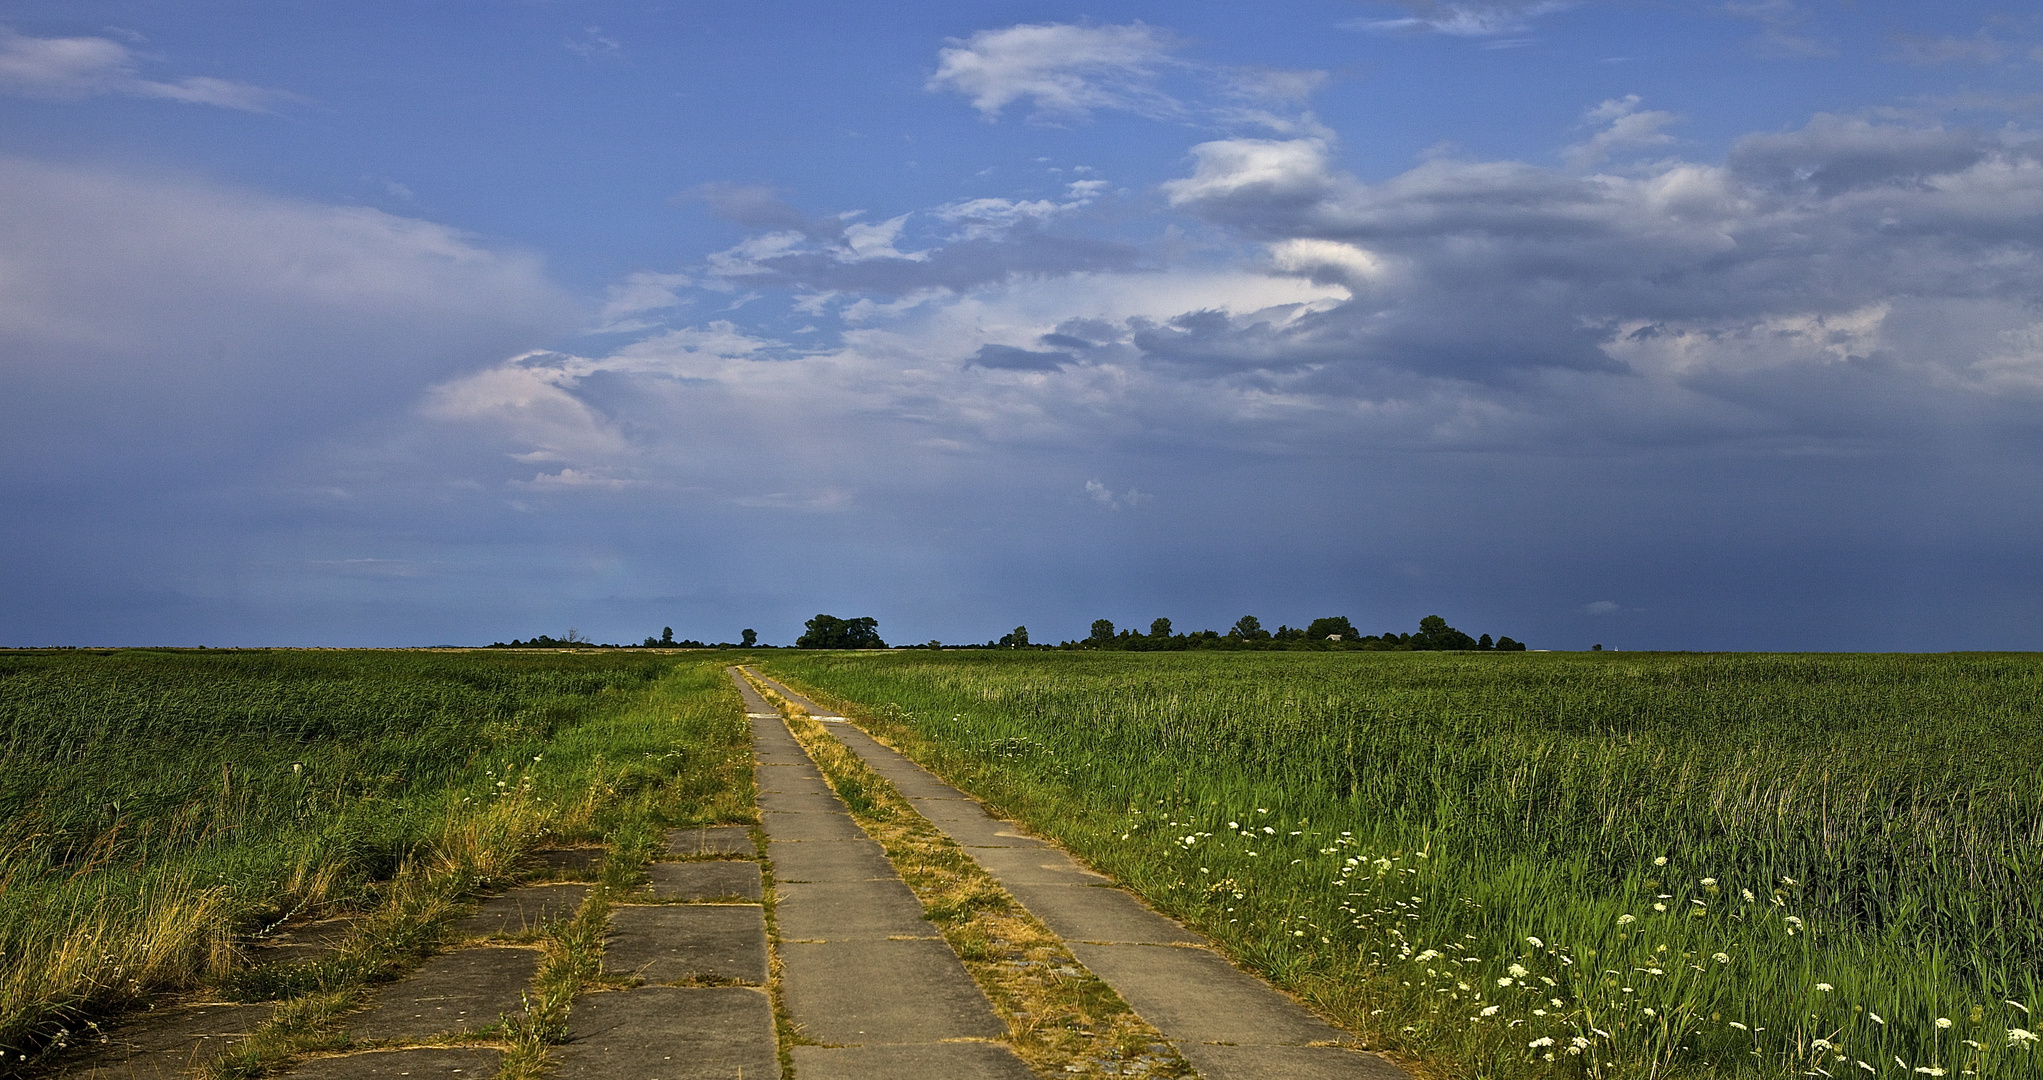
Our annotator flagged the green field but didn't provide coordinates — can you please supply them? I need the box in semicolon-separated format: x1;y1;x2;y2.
764;650;2043;1080
0;649;749;1065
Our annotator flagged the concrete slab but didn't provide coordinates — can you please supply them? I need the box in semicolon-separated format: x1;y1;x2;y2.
348;947;538;1040
756;789;845;814
526;847;604;879
282;1048;503;1080
756;809;866;842
1001;884;1208;946
449;884;589;937
790;1043;1034;1079
246;916;360;965
553;987;778;1080
753;771;830;794
47;1002;270;1080
1063;943;1345;1047
765;837;895;882
604;905;767;985
642;861;762;901
664;825;755;857
1180;1043;1407;1080
773;879;930;940
964;844;1110;886
778;940;1004;1044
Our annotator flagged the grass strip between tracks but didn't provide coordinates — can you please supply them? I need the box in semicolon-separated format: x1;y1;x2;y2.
743;672;1193;1080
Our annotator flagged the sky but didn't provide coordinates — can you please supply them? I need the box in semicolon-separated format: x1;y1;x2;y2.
3;1;2042;651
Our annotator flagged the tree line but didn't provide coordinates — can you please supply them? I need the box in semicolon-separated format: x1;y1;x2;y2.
1055;613;1524;652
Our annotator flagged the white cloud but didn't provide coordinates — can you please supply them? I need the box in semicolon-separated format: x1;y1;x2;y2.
1267;238;1386;286
927;22;1183;122
1345;2;1573;37
1582;600;1620;615
1162;138;1338;206
0;25;291;111
1085;479;1151;509
1565;95;1680;168
596;271;694;329
0;154;574;481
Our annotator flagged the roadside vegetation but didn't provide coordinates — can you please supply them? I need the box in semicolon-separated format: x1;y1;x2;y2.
0;649;751;1071
763;650;2043;1080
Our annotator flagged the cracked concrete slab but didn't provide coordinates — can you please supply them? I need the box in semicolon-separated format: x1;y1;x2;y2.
764;837;895;882
1063;943;1345;1046
46;1002;270;1080
999;883;1209;946
664;825;755;857
283;1048;503;1080
604;905;767;985
756;808;866;842
553;986;777;1079
450;884;589;938
348;947;537;1041
642;861;762;901
1182;1043;1408;1080
790;1042;1033;1079
773;879;931;940
777;939;1005;1044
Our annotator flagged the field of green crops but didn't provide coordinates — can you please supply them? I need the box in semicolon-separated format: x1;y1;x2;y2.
764;651;2043;1080
0;648;748;1064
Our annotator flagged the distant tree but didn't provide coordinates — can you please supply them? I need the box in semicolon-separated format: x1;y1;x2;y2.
741;628;757;647
999;626;1030;647
796;614;886;649
1478;633;1494;649
1149;617;1173;639
1089;619;1116;646
661;626;675;646
1306;616;1357;641
1495;636;1526;651
1412;615;1478;651
565;627;586;644
1230;615;1269;641
1592;643;1603;652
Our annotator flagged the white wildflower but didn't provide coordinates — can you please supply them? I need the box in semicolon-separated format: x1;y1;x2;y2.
1816;982;1833;991
1937;1018;1953;1030
1714;953;1732;964
1481;1005;1501;1017
1529;1036;1555;1048
1654;856;1668;866
1526;936;1545;948
1617;914;1636;926
1509;964;1530;978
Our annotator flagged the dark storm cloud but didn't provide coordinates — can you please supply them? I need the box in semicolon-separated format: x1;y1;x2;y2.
1153;119;2043;390
966;344;1076;370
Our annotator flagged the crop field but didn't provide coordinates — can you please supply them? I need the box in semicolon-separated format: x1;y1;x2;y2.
763;651;2043;1080
0;649;749;1064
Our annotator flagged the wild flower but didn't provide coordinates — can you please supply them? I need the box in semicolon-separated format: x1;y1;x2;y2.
1481;1005;1501;1016
1618;914;1636;925
1701;877;1717;886
1655;856;1668;866
1530;1036;1555;1048
1526;936;1544;948
1937;1018;1954;1029
1715;953;1733;964
1816;982;1834;991
2007;1028;2038;1046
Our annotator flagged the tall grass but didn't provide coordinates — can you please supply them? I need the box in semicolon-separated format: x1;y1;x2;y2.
0;649;746;1062
766;651;2043;1080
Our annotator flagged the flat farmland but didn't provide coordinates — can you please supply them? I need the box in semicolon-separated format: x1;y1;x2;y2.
764;651;2043;1080
0;649;749;1066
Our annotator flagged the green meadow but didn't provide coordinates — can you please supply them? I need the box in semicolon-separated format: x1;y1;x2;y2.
0;649;749;1066
764;650;2043;1080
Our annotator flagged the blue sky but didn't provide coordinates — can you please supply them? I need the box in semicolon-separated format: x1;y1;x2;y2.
4;1;2042;649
